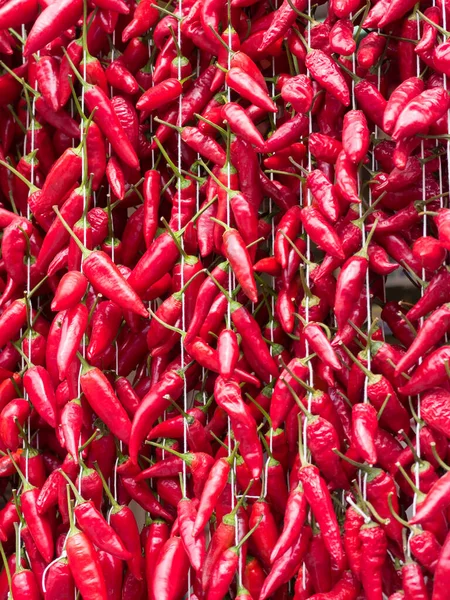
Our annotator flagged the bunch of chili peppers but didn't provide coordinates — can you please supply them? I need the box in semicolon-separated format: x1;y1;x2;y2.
0;0;450;598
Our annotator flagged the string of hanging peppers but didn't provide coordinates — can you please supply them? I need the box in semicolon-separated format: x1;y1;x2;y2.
0;0;450;598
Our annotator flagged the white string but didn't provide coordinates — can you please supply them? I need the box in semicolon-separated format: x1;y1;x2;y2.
410;8;425;517
302;0;313;464
175;1;191;595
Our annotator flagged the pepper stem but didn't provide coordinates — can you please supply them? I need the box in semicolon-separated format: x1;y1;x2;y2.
376;394;391;420
62;47;87;89
0;542;11;588
365;501;389;526
234;516;262;551
153;137;182;179
430;442;450;472
399;429;420;463
12;342;33;369
333;447;371;472
408;397;423;426
358;217;379;259
93;462;120;510
280;358;314;395
226;441;240;466
245;393;272;428
291;28;310;53
340;343;372;379
78;428;101;453
59;469;84;505
229;480;253;517
147;441;190;464
258;431;274;460
387;492;410;528
194;113;228;138
280;375;310;418
207;270;233;302
198;160;235;197
336;59;360;83
7;450;31;491
0;160;39;193
148;307;184;337
53;206;91;259
395;462;421;496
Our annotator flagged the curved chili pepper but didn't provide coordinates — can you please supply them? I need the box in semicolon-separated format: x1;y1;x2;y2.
24;0;83;56
298;463;346;570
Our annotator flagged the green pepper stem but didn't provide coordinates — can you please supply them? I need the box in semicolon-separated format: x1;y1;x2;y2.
93;462;120;510
53;206;90;259
7;450;31;491
245;393;272;428
377;394;391;420
59;469;84;504
147;441;190;464
430;442;450;472
0;160;38;193
234;516;262;551
387;492;410;528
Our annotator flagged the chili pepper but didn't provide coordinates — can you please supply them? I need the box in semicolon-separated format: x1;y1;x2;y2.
66;522;108;600
334;224;377;331
24;0;83;55
260;526;312;600
226;68;278;113
394;304;450;376
10;457;54;563
281;75;314;113
329;18;356;56
381;301;416;348
0;0;38;30
214;377;262;478
87;301;122;360
256;0;305;50
351;403;378;465
304;529;332;594
399;346;450;395
342;110;369;164
383;78;424;137
298;463;346;570
306;48;350;107
392;87;449;140
51;271;88;312
300;206;345;259
221;103;265;149
359;522;388;600
306;169;340;223
309;133;342;164
270;483;307;563
335;150;360;205
417;7;440;54
44;557;75;600
122;0;159;41
265;113;308;153
275;206;302;268
56;207;149;317
150;536;190;600
120;473;174;522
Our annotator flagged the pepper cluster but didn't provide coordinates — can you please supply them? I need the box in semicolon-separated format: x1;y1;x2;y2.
0;0;449;598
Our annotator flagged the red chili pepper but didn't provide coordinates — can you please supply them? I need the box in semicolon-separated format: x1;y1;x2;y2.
300;206;345;259
150;536;190;600
298;463;346;571
226;68;278;113
24;0;83;56
306;48;350;107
